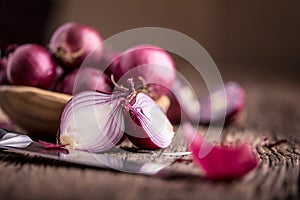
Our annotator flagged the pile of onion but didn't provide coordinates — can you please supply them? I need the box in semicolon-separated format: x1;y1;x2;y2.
0;21;258;181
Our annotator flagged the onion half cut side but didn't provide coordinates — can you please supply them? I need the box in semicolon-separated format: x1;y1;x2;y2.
59;91;125;152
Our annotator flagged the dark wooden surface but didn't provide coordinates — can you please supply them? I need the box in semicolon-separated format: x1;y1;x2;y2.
0;63;299;200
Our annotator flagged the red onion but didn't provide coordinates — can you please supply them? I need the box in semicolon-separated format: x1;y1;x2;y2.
56;67;112;95
59;80;174;152
166;93;181;124
167;79;200;124
49;22;103;69
183;123;258;180
59;91;126;152
112;45;176;98
51;65;65;90
7;44;57;89
0;58;9;84
125;92;175;150
101;52;121;76
200;82;245;124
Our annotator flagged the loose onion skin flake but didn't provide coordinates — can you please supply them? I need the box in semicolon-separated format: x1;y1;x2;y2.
125;93;175;150
199;81;245;125
49;22;103;69
38;140;67;149
183;123;258;180
56;67;112;95
7;44;57;89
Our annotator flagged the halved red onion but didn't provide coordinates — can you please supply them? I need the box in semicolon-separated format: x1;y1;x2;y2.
59;91;126;152
49;22;103;69
183;123;258;180
56;67;112;95
112;45;176;98
166;91;181;124
200;81;245;124
125;93;175;150
6;44;57;89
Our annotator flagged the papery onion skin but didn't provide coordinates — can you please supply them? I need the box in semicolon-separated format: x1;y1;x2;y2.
199;81;245;125
183;123;258;180
112;45;176;98
125;92;175;150
49;22;103;69
7;44;57;89
56;67;112;95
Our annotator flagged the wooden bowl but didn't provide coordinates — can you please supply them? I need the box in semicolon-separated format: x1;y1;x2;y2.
0;86;71;137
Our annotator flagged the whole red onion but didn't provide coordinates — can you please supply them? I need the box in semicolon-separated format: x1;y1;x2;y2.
99;52;121;76
56;67;112;95
51;65;65;90
49;22;103;69
167;79;200;124
7;44;56;89
112;45;176;98
199;82;245;124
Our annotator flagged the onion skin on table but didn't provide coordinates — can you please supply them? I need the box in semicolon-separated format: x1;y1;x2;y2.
183;123;258;180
